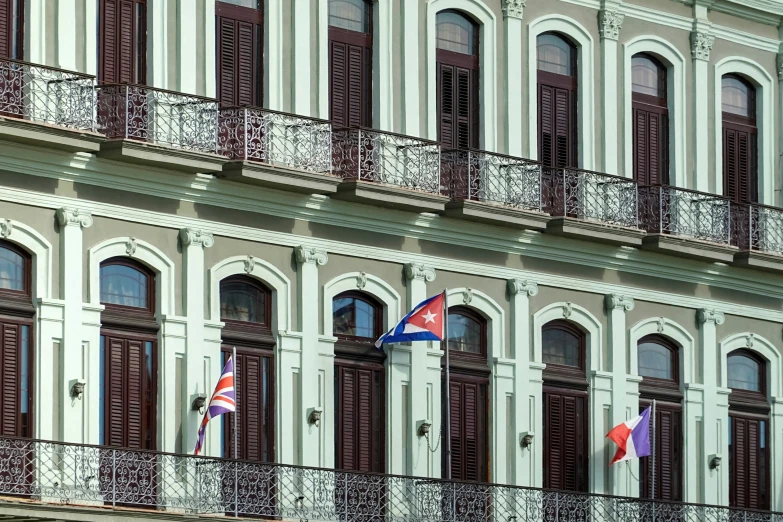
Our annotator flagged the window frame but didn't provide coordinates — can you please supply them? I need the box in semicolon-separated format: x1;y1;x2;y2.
637;334;680;394
536;32;577;90
436;10;479;70
446;305;487;362
98;0;148;85
328;0;372;40
99;257;155;318
541;320;586;382
215;0;264;107
727;348;767;407
219;275;274;346
332;290;383;345
0;240;31;302
721;74;756;127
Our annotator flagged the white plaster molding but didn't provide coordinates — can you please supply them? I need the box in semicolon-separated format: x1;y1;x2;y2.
690;31;715;61
125;237;137;256
528;15;595;169
178;228;215;249
698;308;726;325
294;245;328;266
0;218;53;299
622;36;687;185
462;287;474;306
427;0;497;151
356;271;367;290
0;218;11;238
533;302;602;371
322;272;402;336
628;316;696;384
598;10;624;41
404;263;436;282
777;54;783;81
507;279;538;296
713;57;776;205
502;0;525;19
87;237;176;316
446;287;505;360
266;0;284;110
719;332;782;398
55;207;93;229
604;294;634;311
208;255;292;332
244;255;255;274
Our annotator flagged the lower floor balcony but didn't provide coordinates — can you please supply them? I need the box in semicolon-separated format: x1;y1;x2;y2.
0;436;779;522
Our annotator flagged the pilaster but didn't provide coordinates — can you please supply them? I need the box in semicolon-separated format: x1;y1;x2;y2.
55;207;92;444
295;245;328;467
691;16;714;192
404;263;437;477
401;0;421;136
777;42;783;206
177;0;198;95
503;1;525;156
508;279;537;486
292;0;312;116
149;0;169;89
698;308;724;505
599;7;624;175
56;0;77;70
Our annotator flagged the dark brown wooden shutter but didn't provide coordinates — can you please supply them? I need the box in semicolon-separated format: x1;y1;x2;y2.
633;107;669;185
544;391;588;492
640;405;682;501
105;336;125;446
335;363;384;472
0;0;21;60
445;378;488;482
439;63;455;149
437;62;478;150
216;3;262;107
100;0;146;84
126;339;144;448
0;322;19;436
538;83;576;168
329;38;370;128
730;415;768;509
225;350;273;461
723;125;757;204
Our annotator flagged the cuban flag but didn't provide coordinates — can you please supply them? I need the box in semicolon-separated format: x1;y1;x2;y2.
194;357;236;455
606;406;652;465
375;292;445;348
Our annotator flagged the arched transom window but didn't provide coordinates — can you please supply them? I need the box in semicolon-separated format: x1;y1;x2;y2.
542;320;583;370
436;11;476;55
537;33;575;77
0;242;27;293
329;0;371;33
638;335;678;382
333;291;381;340
727;350;764;394
220;276;270;326
447;306;485;357
536;33;577;169
99;258;153;312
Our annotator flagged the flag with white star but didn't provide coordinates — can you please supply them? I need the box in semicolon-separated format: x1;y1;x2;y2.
374;292;445;348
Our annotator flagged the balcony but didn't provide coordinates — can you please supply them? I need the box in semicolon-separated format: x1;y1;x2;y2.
0;436;780;522
440;149;550;230
216;107;340;194
332;127;448;213
95;84;225;173
731;202;783;271
0;58;101;152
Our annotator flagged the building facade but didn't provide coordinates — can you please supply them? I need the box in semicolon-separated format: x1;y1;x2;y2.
1;0;783;520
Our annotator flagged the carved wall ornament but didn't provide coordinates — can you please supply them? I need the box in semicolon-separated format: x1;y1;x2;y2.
604;294;635;312
777;54;783;81
697;308;725;325
0;219;11;239
295;245;328;266
404;263;436;282
502;0;525;19
179;228;214;248
56;207;93;229
745;333;755;349
125;237;137;256
244;255;256;274
690;31;715;61
598;10;624;40
356;271;367;290
462;288;474;306
657;317;666;334
507;279;538;297
563;302;573;319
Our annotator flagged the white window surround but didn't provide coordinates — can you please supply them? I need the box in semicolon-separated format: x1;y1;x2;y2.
0;219;53;300
207;255;292;334
713;57;774;205
87;237;175;317
532;302;602;371
322;272;401;337
622;36;686;186
527;15;595;170
446;287;504;360
628;316;694;384
426;0;497;151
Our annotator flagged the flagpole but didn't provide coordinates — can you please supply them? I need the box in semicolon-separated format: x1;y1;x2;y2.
443;289;451;480
651;399;656;502
233;346;238;517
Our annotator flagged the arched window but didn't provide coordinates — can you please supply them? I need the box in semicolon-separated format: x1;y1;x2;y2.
436;10;479;150
0;242;28;294
537;33;577;168
99;257;153;313
637;335;682;501
632;54;668;185
333;291;381;340
541;320;588;492
722;75;757;204
727;349;769;510
220;276;270;326
447;306;485;356
328;0;372;127
215;0;264;106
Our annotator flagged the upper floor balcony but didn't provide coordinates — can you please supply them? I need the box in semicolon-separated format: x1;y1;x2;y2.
0;435;779;522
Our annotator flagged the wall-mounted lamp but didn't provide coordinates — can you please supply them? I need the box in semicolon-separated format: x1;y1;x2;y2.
308;408;323;427
191;394;208;415
709;454;722;470
70;379;86;400
417;420;432;437
520;431;535;448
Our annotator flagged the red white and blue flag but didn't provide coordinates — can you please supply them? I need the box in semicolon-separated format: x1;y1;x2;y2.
375;292;445;348
606;406;652;465
194;357;236;455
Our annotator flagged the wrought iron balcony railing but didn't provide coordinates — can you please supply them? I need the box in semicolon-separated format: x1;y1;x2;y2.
332;127;441;194
440;149;543;211
217;107;332;174
95;84;219;153
0;436;779;522
639;185;732;245
730;202;783;255
543;166;639;228
0;58;95;131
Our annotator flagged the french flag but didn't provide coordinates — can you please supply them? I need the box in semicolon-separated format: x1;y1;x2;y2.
375;292;445;348
606;406;652;465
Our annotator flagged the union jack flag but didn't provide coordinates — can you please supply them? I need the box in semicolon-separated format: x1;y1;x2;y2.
194;357;235;455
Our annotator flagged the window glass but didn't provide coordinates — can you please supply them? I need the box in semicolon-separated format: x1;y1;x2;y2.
220;280;267;323
100;263;148;308
722;76;752;117
436;11;475;55
329;0;370;33
448;312;482;353
0;245;24;291
638;341;674;380
632;55;665;98
333;295;376;338
727;354;761;392
542;326;580;367
219;0;261;7
537;33;573;76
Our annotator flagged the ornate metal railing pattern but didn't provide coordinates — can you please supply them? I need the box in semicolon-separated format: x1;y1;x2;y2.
731;202;783;255
332;127;441;194
217;107;332;173
440;149;542;211
639;186;731;245
0;59;95;131
95;84;218;153
0;437;780;522
543;167;638;228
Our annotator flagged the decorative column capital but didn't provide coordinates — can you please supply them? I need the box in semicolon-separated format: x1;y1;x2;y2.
507;278;538;297
295;245;328;266
604;293;634;312
598;10;624;41
179;228;214;248
690;31;715;61
404;263;436;282
0;219;11;238
56;207;93;229
501;0;525;19
776;54;783;81
697;308;725;325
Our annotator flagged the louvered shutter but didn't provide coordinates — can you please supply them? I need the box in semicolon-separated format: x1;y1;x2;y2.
0;323;19;436
456;68;471;149
723;125;757;204
633;108;669;185
449;380;462;477
439;63;455;148
118;0;134;83
539;85;554;167
330;40;369;128
244;354;261;460
216;2;262;107
544;392;588;492
633;108;648;183
217;18;237;106
126;339;144;448
357;369;373;471
330;41;347;126
229;353;242;457
0;0;20;60
104;336;124;446
100;0;145;84
539;83;576;168
101;0;118;83
730;415;767;509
